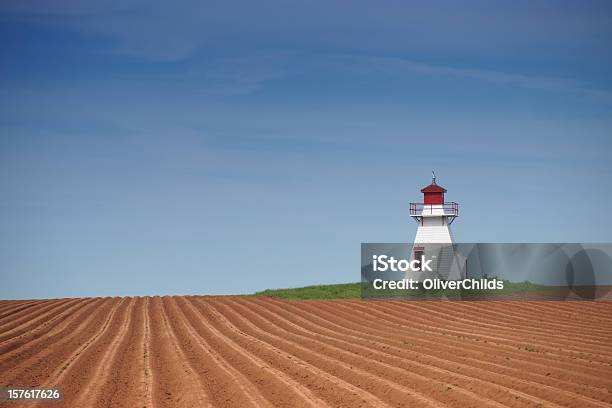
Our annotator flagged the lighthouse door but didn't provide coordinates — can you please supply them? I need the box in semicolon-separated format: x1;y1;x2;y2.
413;249;424;269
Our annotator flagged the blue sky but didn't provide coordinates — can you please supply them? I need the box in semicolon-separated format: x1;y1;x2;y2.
1;1;611;299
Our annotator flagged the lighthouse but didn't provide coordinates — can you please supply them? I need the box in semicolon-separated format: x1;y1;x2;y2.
408;172;464;281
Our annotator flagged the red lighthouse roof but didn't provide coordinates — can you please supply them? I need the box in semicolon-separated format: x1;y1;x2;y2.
421;172;446;193
421;181;446;193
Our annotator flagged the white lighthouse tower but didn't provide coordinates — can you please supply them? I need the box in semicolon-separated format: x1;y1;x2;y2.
409;172;464;280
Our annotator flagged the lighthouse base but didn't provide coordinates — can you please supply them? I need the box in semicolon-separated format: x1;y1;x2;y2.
407;243;467;282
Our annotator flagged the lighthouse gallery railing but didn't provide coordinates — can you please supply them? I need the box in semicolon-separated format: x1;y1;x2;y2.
409;202;459;216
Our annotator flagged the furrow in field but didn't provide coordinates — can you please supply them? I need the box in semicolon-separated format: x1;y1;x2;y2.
340;300;612;386
383;300;612;358
190;297;387;408
0;298;109;376
165;296;274;408
97;297;151;408
67;297;137;408
414;301;612;346
460;301;612;331
225;297;522;408
0;298;115;388
0;300;23;313
491;301;612;328
0;299;82;344
147;296;212;408
196;297;446;408
0;299;69;334
366;300;612;369
2;295;610;408
282;299;612;394
0;300;51;321
142;297;154;408
78;297;151;408
181;296;331;408
350;300;612;372
243;298;566;408
428;300;612;341
456;300;611;327
529;302;612;322
0;300;41;316
250;298;611;408
0;298;97;355
33;297;129;408
0;300;57;328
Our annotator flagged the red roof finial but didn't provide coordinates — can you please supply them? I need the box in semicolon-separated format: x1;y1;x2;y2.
432;170;436;185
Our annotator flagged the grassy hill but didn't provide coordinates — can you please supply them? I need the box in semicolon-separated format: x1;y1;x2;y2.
253;280;561;300
254;283;361;299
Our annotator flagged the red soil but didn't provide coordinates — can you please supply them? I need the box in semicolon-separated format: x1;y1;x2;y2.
0;297;611;407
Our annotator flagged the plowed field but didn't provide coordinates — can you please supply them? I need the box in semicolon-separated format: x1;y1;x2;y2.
1;297;611;407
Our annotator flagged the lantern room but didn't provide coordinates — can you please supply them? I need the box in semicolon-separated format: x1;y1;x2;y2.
409;172;459;222
421;179;446;205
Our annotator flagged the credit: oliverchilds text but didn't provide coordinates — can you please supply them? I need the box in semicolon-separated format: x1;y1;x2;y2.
372;278;504;290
